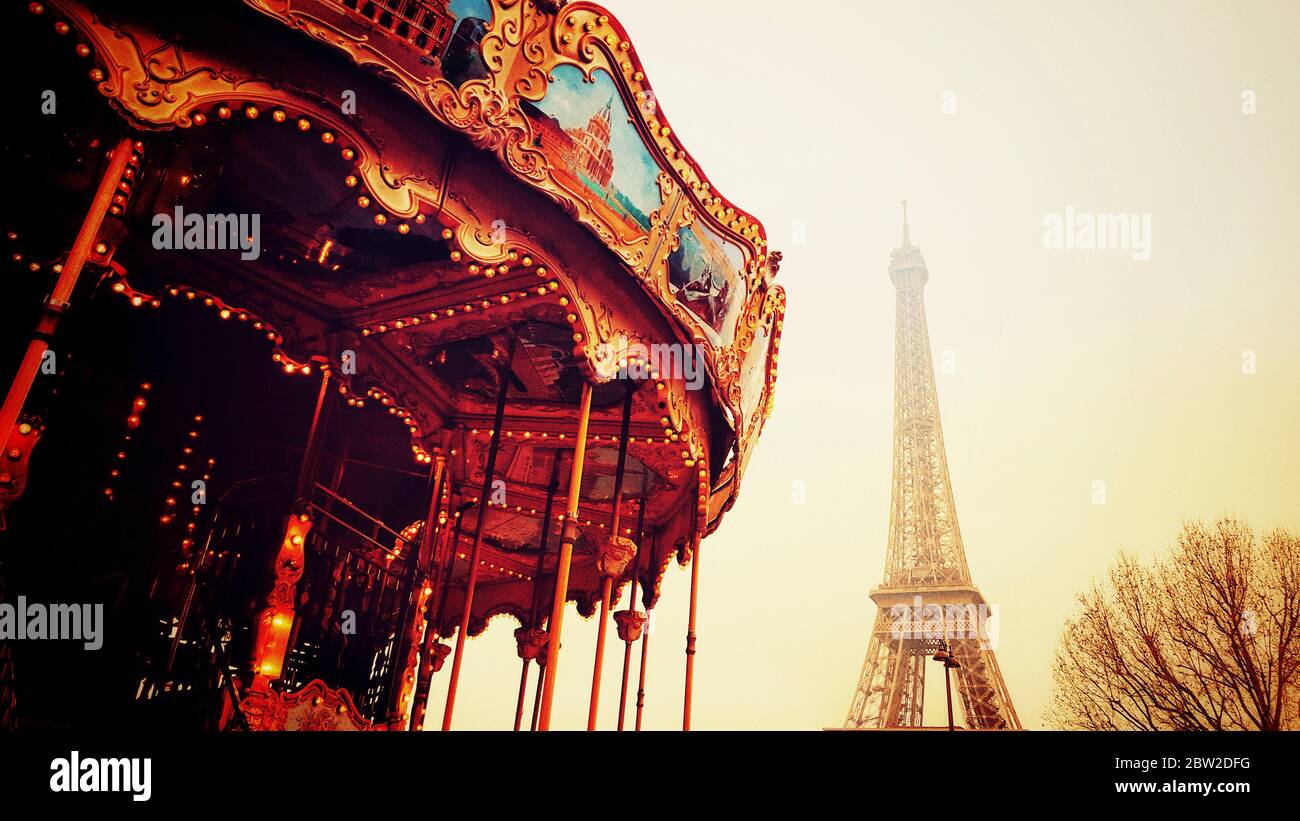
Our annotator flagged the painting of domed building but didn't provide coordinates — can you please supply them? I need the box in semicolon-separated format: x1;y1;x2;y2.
523;65;661;234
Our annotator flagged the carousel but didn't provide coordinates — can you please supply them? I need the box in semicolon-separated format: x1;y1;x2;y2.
0;0;783;731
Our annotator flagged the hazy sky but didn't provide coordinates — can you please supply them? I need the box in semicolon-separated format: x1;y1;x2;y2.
426;0;1300;730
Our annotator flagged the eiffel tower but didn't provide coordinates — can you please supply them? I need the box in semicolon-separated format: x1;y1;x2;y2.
844;205;1020;730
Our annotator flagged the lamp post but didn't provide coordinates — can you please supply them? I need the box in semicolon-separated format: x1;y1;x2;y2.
931;641;961;731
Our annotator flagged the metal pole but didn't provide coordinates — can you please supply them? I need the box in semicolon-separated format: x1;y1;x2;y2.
683;498;702;731
616;499;647;730
0;137;134;446
529;658;545;731
536;382;594;730
410;502;465;726
514;457;561;730
587;385;635;730
442;341;514;729
389;454;446;726
295;370;335;501
635;620;651;731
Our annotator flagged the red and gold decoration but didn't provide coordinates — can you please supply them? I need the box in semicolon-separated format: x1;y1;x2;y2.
2;0;785;731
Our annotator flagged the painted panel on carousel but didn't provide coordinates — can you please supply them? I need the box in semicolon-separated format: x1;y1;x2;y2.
522;65;661;235
668;219;745;345
740;322;771;425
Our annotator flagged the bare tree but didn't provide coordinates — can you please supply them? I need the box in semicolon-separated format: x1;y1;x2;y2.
1047;518;1300;730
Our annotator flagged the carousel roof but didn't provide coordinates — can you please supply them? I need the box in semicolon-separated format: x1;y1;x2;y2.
30;0;785;631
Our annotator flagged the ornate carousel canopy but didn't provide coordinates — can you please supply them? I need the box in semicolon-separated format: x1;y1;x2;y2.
1;0;784;730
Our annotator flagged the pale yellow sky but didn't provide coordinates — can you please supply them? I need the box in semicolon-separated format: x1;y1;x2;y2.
426;0;1300;730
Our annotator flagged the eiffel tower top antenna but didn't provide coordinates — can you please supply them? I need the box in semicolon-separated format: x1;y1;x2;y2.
900;200;910;246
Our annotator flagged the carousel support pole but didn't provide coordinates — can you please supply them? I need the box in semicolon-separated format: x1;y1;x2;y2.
616;499;648;730
529;547;555;731
408;453;450;730
513;457;561;730
635;611;651;731
411;501;464;728
537;381;594;731
683;496;703;731
433;509;465;638
442;339;515;730
635;531;656;732
388;452;447;726
530;656;545;730
587;385;636;730
295;369;335;500
0;137;134;447
531;454;569;732
590;384;634;732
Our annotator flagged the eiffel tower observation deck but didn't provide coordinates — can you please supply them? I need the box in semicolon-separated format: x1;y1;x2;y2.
844;205;1020;730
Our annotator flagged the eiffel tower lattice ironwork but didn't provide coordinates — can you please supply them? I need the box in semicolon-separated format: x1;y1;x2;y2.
844;205;1020;730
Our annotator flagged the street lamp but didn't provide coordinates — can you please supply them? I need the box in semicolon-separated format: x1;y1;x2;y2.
932;641;961;731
